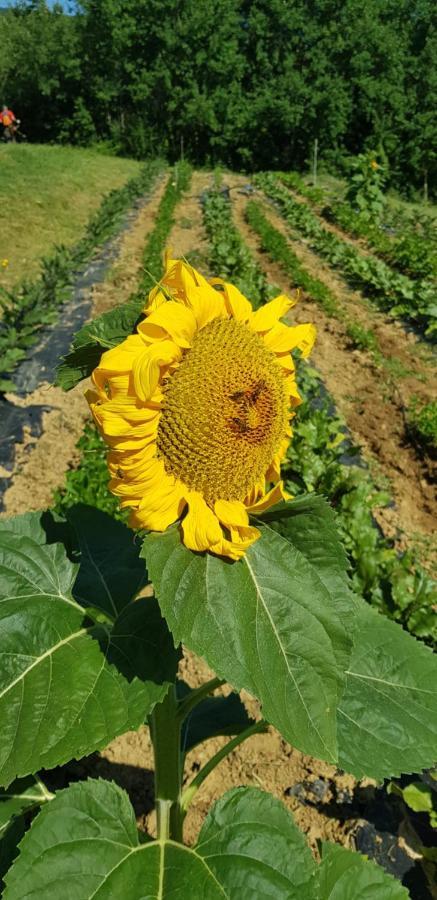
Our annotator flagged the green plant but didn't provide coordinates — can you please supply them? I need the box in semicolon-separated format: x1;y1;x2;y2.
203;187;275;308
345;151;387;222
345;322;380;354
406;398;437;454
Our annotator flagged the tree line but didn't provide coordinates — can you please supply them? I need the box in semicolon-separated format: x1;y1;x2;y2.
1;0;436;195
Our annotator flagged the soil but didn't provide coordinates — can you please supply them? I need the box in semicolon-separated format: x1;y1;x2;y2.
226;177;437;559
0;175;167;518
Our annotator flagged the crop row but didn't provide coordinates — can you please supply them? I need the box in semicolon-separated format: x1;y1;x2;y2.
255;173;436;340
202;185;436;643
246;200;437;457
278;171;437;282
0;158;165;393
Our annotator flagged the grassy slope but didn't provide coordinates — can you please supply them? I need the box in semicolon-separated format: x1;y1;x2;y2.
0;145;141;287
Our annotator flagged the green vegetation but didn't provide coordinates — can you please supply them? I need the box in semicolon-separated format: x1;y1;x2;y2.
0;159;164;392
256;173;437;339
202;189;274;308
1;0;436;196
53;424;122;521
0;145;141;288
345;322;380;354
278;169;437;282
406;398;437;455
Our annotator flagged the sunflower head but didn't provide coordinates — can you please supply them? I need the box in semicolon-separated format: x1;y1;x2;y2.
86;255;316;560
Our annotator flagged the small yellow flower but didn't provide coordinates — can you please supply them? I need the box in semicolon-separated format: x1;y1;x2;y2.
370;160;379;170
1;259;9;269
87;255;316;560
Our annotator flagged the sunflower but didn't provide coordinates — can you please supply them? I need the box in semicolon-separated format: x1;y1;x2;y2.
86;255;315;560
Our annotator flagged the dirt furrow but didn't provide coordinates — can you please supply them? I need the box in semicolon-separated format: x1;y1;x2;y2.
0;174;168;518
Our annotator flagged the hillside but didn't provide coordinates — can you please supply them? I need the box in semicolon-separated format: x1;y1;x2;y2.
0;144;141;287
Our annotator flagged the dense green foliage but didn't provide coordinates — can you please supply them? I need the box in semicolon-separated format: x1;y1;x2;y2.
278;171;437;281
0;159;164;391
2;0;436;194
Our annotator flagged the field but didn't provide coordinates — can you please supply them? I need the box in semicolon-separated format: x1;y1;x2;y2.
0;144;141;288
0;154;436;897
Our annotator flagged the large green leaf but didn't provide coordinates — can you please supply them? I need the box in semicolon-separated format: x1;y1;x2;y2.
143;519;353;762
196;786;317;898
4;781;406;899
0;529;177;787
3;779;227;899
317;843;409;899
337;603;437;779
257;495;355;626
4;781;317;898
67;504;149;618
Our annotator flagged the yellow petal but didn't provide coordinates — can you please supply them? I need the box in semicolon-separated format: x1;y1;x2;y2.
250;294;295;332
221;283;253;322
133;340;181;402
138;301;197;348
217;525;261;560
214;499;249;528
95;335;145;374
156;259;226;329
182;492;223;552
246;481;290;514
264;323;316;358
133;479;187;531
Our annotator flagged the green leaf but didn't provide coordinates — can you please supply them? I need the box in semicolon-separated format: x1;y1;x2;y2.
0;777;51;836
178;684;254;753
0;510;71;551
401;782;435;816
317;843;409;899
0;530;175;787
337;603;437;779
55;296;144;390
4;781;408;899
67;504;149;618
0;775;51;886
196;786;317;898
143;519;353;762
5;781;318;899
3;779;227;899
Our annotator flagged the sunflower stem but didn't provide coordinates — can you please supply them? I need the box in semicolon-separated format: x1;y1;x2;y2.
149;684;184;843
180;720;268;814
177;677;225;724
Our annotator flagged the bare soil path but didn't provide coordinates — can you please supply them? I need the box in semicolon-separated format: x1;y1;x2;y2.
0;174;168;517
227;177;436;555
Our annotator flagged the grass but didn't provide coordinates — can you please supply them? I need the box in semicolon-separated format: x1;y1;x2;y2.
0;144;141;288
